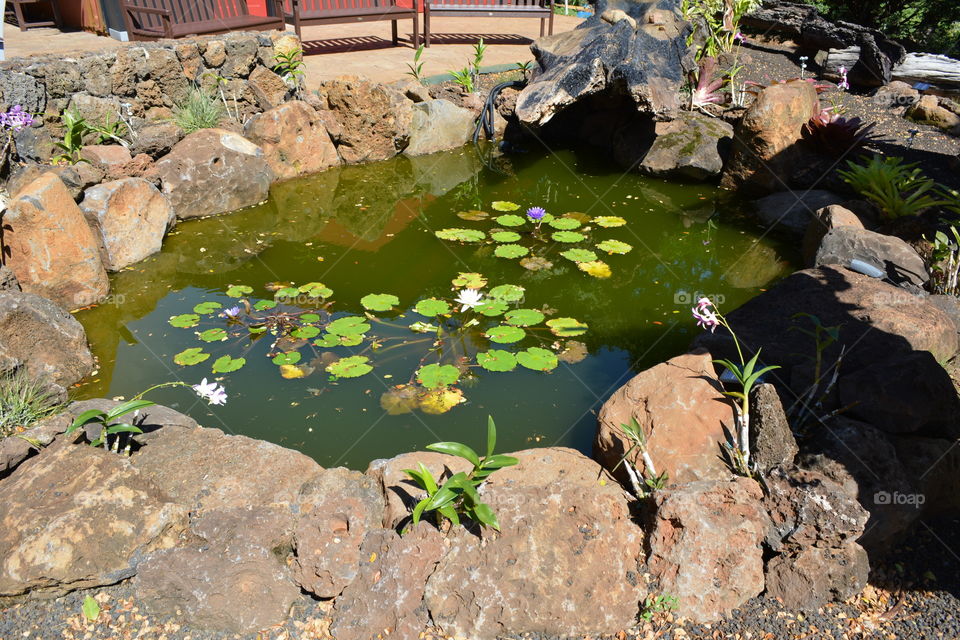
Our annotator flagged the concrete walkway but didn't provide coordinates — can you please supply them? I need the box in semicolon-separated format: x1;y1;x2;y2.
3;15;584;86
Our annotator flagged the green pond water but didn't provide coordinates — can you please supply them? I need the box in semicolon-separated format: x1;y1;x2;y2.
74;145;796;469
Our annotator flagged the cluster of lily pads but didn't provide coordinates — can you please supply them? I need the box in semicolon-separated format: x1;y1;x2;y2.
434;201;634;278
166;273;589;414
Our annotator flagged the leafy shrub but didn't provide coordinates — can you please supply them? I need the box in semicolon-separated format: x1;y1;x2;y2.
838;155;947;219
53;107;92;165
681;0;760;59
805;0;960;54
801;109;877;157
172;87;226;134
0;369;65;438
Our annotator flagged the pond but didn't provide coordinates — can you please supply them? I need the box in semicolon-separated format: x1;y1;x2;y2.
74;145;796;469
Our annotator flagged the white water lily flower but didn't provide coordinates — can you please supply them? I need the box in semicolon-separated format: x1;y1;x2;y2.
193;378;228;406
454;288;484;311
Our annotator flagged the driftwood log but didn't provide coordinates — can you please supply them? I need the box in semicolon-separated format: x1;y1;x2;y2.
824;50;960;92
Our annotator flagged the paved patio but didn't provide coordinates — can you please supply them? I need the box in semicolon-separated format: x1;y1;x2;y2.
3;15;583;86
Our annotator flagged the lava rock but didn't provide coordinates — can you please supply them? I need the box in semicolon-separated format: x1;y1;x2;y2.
638;112;733;180
765;543;869;610
815;226;929;288
244;100;340;180
750;383;798;473
403;99;476;157
752;190;847;235
322;75;413;164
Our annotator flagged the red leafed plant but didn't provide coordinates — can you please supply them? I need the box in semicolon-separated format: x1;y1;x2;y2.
801;108;878;157
689;57;728;111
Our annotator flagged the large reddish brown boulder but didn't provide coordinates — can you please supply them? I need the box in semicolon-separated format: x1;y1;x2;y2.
322;75;413;164
243;100;340;180
721;80;820;195
4;173;109;309
596;351;735;485
154;128;274;220
424;448;645;640
79;177;175;271
647;477;767;621
366;451;471;528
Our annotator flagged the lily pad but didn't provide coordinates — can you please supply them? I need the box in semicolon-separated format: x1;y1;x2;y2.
300;313;321;323
596;239;633;254
361;293;399;312
272;352;302;366
418;387;465;414
491;201;520;211
495;214;526;227
299;282;333;298
457;210;489;221
476;349;517;372
198;328;228;342
380;385;420;415
338;334;363;347
279;364;307;379
504;308;545;326
551;231;586;243
169;314;200;328
519;256;553;271
559;340;589;364
560;248;598;263
414;298;451;317
578;260;612;278
226;285;253;298
275;287;301;299
452;272;487;289
546;317;588;337
212;355;246;373
517;347;558;371
485;325;526;344
474;300;508;317
416;363;461;389
193;301;222;314
490;231;521;243
326;355;373;378
488;284;525;303
313;333;340;348
254;300;277;311
173;347;210;366
292;325;321;339
494;244;529;259
548;217;582;230
435;228;487;243
327;316;371;336
592;216;627;228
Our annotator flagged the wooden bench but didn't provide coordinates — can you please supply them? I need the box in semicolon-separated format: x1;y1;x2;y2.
423;0;553;47
281;0;420;47
9;0;62;31
120;0;286;41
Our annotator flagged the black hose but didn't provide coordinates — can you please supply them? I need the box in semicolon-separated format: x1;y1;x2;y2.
473;79;526;144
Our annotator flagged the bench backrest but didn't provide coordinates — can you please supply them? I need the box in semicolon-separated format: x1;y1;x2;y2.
126;0;253;29
426;0;547;5
281;0;400;12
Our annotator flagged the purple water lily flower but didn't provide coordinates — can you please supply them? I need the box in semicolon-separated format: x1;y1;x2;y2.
526;206;546;222
222;306;242;320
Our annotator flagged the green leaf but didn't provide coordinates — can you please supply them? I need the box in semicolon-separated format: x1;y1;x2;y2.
416;363;461;389
491;200;520;211
474;300;508;317
490;231;521;243
174;347;210;366
414;298;451;317
105;399;155;422
68;409;107;433
226;285;253;298
82;595;100;623
427;442;481;466
326;355;373;378
548;216;582;230
212;355;246;373
198;328;228;342
292;325;321;339
551;231;586;243
254;299;277;311
486;415;496;458
361;293;400;312
494;244;529;259
299;282;333;298
504;308;545;326
409;321;439;333
300;313;321;323
485;325;526;344
169;313;200;328
412;498;428;525
193;301;222;314
592;215;627;227
480;453;519;469
103;423;144;436
275;287;301;299
495;214;526;227
596;239;633;254
327;316;371;336
457;209;489;221
472;501;501;530
452;272;487;289
338;334;363;347
314;333;340;347
476;349;517;372
272;351;302;366
560;248;598;263
517;346;559;371
488;284;525;303
435;228;487;243
546;317;588;337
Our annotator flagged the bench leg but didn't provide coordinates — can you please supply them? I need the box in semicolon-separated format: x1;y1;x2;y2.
540;17;545;37
548;10;554;35
412;12;419;48
48;0;62;29
391;19;398;45
12;2;28;32
424;7;430;47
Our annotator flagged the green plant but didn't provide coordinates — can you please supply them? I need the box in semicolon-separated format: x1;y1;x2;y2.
406;44;426;83
801;109;877;158
838;156;948;219
172;86;227;134
681;0;760;60
272;47;305;95
53;107;92;165
402;416;518;531
515;60;534;81
449;67;476;93
928;219;960;296
90;112;131;147
786;313;845;432
611;417;669;499
0;369;65;439
471;38;486;83
640;593;678;622
81;595;100;623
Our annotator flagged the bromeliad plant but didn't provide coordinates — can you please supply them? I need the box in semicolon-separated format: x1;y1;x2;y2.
692;297;779;476
166;273;589;415
66;379;227;454
801;109;877;158
838;155;948;219
434;201;634;279
403;416;518;531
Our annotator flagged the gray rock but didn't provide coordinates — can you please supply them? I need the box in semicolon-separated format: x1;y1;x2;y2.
639;112;733;180
67;93;123;127
765;543;869;611
801;203;873;267
753;190;847;235
815;226;928;287
12;126;56;163
34;60;83;98
222;35;259;78
389;77;432;103
129;122;184;158
404;99;475;156
0;266;20;292
0;71;46;113
751;383;798;472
